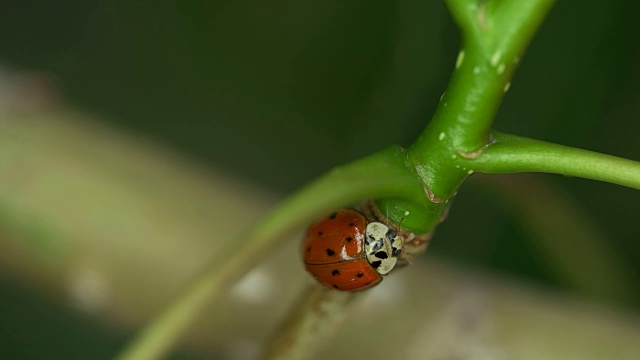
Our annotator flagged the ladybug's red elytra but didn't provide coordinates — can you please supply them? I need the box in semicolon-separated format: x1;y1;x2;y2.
302;209;402;291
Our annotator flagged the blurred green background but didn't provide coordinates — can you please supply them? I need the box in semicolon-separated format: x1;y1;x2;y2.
1;0;639;359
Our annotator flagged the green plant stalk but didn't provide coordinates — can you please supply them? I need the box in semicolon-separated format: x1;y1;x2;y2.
380;0;557;229
121;0;640;358
116;146;428;360
463;132;640;190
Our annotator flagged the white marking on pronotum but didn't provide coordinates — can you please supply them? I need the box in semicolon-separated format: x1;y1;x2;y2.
456;51;465;69
468;169;474;175
504;82;511;92
490;51;502;67
497;63;506;75
365;222;399;275
438;132;446;141
404;211;410;216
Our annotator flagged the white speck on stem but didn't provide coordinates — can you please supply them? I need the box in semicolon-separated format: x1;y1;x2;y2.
404;211;410;217
456;51;465;69
451;154;457;159
504;82;511;92
473;66;480;75
457;114;470;124
440;92;445;101
497;63;506;75
438;132;446;141
490;51;502;67
455;165;460;169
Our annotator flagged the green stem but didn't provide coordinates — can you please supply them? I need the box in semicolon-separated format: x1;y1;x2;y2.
430;0;556;153
118;1;564;358
115;146;426;360
380;0;556;229
463;132;640;190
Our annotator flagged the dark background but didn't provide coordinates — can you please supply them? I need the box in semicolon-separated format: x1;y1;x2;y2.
1;0;639;358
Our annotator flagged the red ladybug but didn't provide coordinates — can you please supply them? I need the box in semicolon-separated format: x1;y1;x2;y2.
302;209;402;291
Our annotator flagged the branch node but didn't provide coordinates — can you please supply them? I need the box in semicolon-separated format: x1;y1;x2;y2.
458;143;490;159
423;185;444;204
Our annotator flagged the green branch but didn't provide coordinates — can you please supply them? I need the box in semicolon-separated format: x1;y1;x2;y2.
462;132;640;190
379;0;557;229
115;146;427;360
431;0;556;153
118;1;567;359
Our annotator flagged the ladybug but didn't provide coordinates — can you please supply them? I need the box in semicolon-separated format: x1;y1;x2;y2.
302;209;403;291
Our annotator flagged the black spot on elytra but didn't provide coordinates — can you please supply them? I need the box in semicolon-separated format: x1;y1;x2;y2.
346;236;353;242
317;231;324;236
306;247;311;252
375;251;389;259
371;260;382;269
348;223;356;227
326;248;335;256
365;235;375;245
332;269;340;276
385;229;397;240
393;248;402;256
371;240;383;252
329;212;337;219
333;284;339;289
356;272;364;278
